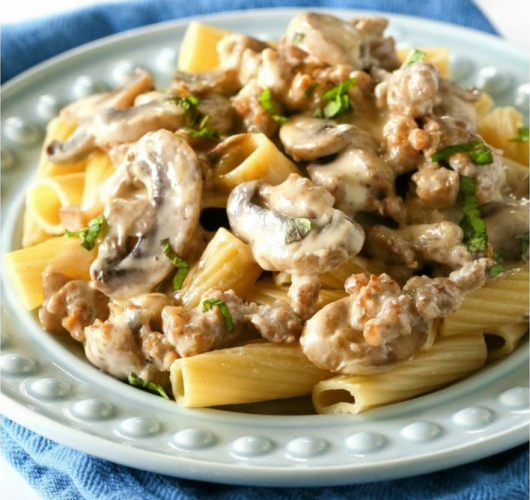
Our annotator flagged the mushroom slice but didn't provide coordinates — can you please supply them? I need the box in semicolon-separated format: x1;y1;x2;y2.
279;115;356;161
227;173;365;275
60;68;154;124
285;12;363;67
46;124;97;164
91;130;202;299
91;98;188;144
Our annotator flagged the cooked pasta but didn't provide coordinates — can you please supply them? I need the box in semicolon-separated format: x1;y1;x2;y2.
180;228;262;308
397;47;450;78
81;151;115;219
213;133;300;194
4;237;95;310
320;256;386;289
478;106;529;165
177;22;232;72
441;265;529;336
36;117;89;178
246;281;347;310
26;173;85;234
484;322;529;362
171;343;333;407
312;334;487;414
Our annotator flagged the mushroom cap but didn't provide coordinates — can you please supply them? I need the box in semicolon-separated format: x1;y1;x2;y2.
279;115;356;161
227;174;365;275
90;130;202;299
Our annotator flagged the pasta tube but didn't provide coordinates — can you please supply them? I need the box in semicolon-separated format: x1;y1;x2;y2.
320;256;386;289
313;334;487;414
171;343;333;407
441;264;529;335
177;22;232;72
26;173;85;234
81;150;115;219
36;117;90;177
180;228;262;308
4;237;96;310
213;133;300;194
397;47;450;78
478;107;529;165
245;281;346;310
484;322;528;362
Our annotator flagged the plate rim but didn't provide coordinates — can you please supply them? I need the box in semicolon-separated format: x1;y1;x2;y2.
1;7;529;487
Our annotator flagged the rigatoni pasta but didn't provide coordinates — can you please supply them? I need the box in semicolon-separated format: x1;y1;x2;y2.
312;334;487;414
171;343;333;407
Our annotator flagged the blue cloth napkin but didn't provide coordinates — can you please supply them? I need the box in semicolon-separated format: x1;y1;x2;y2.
1;1;528;499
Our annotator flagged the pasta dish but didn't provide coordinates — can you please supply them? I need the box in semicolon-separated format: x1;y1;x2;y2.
5;12;529;414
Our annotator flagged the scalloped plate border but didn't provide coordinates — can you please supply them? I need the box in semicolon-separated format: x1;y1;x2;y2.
1;8;529;487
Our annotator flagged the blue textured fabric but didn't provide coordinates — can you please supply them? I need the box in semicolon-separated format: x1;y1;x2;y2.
1;1;528;499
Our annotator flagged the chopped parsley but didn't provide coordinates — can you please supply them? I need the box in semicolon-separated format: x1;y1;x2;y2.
431;140;493;166
172;95;219;138
128;372;170;400
259;88;288;124
203;299;234;332
489;248;504;278
516;232;529;263
160;238;189;291
304;82;318;98
285;217;313;244
65;215;106;251
316;77;355;119
401;48;426;68
292;32;305;45
458;175;488;253
509;126;529;143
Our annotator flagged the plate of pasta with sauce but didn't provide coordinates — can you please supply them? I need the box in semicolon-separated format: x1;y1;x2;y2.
1;8;529;487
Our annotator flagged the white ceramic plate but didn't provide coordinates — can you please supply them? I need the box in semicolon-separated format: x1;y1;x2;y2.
1;8;529;487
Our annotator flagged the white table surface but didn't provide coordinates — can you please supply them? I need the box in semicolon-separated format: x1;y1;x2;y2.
1;1;528;499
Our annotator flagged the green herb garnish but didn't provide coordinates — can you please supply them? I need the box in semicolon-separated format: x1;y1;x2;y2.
292;32;305;45
516;232;529;263
489;248;504;278
304;82;318;98
171;95;201;127
203;299;234;332
317;77;355;119
401;48;426;68
161;238;189;291
509;126;529;143
65;215;106;251
183;126;220;139
128;372;170;400
431;140;493;166
259;88;288;124
285;217;313;244
458;175;488;253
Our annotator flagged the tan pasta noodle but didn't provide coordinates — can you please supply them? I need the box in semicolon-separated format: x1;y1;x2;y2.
320;255;386;289
484;322;529;362
170;343;333;407
4;236;96;310
213;133;300;194
440;264;529;336
245;281;347;310
179;228;262;308
36;117;90;177
81;150;115;219
312;334;487;414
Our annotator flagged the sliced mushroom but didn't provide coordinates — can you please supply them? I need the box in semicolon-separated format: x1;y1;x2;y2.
308;146;395;217
227;173;365;275
60;68;153;124
90;130;202;299
285;12;363;67
46;124;97;164
91;98;187;144
172;68;240;95
279;115;356;161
